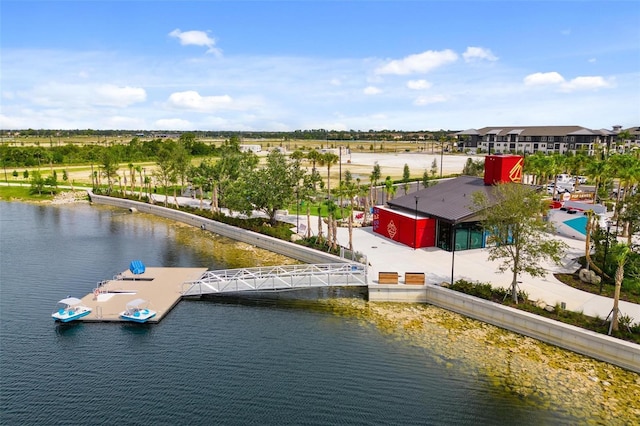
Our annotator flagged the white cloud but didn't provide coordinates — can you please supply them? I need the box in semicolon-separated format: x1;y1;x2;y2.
414;94;448;106
363;86;382;95
463;47;498;63
407;79;432;90
375;49;458;75
94;84;147;107
169;29;221;55
167;90;233;111
523;72;566;86
330;78;342;86
524;72;613;92
154;118;193;130
23;83;146;108
588;58;597;63
561;76;613;92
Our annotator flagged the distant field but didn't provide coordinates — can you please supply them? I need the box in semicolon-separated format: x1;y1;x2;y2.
1;136;468;186
2;135;443;153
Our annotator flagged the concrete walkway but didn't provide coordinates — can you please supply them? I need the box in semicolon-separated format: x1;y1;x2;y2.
131;193;640;323
268;203;640;324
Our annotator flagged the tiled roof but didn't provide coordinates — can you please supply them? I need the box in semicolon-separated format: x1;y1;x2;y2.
387;176;499;223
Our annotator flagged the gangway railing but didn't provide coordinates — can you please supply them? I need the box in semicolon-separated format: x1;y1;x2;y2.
181;263;367;297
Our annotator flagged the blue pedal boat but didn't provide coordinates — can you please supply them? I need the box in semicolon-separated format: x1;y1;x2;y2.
52;297;92;322
119;298;156;323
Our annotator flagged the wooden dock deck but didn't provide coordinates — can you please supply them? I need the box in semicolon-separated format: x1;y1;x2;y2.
77;267;208;323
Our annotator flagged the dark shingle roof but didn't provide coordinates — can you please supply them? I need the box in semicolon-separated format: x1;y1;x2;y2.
470;126;592;137
387;176;498;223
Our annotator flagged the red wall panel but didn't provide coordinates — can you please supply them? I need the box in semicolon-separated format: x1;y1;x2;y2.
484;155;524;185
373;207;436;248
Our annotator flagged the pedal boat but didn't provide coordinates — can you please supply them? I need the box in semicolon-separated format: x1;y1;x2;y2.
52;297;92;322
119;298;156;323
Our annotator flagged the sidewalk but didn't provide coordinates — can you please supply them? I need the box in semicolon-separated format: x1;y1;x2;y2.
150;193;640;322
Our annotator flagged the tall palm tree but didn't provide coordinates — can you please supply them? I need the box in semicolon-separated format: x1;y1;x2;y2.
135;165;143;200
383;176;396;203
566;153;588;190
585;157;608;204
128;163;135;193
100;150;119;194
370;162;381;205
609;244;630;335
608;154;636;222
306;149;322;189
318;152;339;201
549;154;567;199
341;179;360;253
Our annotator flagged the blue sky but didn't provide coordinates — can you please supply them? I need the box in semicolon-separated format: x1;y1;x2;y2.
1;1;639;131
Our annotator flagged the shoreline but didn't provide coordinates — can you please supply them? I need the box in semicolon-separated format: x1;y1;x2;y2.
323;298;640;424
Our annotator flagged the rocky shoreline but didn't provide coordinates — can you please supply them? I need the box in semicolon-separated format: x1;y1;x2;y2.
51;190;90;204
322;298;640;424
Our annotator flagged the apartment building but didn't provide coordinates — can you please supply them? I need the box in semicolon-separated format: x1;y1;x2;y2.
455;125;637;156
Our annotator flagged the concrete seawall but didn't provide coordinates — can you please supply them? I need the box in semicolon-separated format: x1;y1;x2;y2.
370;283;640;373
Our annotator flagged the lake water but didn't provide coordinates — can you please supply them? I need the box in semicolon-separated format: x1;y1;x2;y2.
0;201;581;425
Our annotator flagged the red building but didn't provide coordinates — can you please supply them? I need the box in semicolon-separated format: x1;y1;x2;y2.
372;207;436;249
373;155;525;251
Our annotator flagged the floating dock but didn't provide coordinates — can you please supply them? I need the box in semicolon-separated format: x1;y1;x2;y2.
76;267;208;323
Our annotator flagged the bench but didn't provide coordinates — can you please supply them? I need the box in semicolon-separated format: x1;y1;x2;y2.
404;272;425;285
378;272;399;284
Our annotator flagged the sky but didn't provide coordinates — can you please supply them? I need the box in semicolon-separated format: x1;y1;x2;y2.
1;0;639;132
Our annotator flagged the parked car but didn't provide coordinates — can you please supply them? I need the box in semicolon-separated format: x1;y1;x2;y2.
547;184;572;195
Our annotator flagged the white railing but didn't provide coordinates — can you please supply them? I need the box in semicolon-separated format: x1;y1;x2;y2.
182;263;366;296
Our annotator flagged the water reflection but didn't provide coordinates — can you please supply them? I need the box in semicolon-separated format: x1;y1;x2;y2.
54;322;85;337
120;322;154;335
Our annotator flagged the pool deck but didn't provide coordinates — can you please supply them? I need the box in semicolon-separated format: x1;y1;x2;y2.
76;267;208;323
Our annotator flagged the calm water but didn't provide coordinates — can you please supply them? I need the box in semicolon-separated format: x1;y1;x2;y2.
0;202;578;425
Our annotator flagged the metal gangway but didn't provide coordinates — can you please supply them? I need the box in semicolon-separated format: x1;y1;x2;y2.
181;263;367;297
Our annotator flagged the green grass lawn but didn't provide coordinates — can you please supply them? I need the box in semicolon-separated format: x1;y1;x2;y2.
0;185;54;202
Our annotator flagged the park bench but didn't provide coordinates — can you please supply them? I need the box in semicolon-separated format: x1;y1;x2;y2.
378;272;399;284
404;272;425;285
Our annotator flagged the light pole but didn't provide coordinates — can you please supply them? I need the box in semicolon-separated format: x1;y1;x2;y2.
451;223;457;285
414;196;419;250
296;187;300;233
440;141;444;178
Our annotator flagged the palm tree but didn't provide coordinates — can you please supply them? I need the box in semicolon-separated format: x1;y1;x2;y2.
100;150;119;194
316;204;324;245
615;130;633;154
306;149;322;189
566;153;588;190
370;162;381;205
341;179;360;253
325;200;338;252
318;152;339;201
523;153;544;185
128;163;135;194
608;154;636;222
585;157;608;203
135;165;143;200
609;244;630;335
584;210;610;280
549;154;567;199
383;176;396;203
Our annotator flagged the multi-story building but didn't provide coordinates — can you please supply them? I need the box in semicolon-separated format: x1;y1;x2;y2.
455;125;637;156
